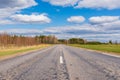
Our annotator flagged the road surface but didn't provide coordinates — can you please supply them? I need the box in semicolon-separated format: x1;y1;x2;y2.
0;45;120;80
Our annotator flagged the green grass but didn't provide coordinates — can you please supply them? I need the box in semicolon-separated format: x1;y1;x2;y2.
69;44;120;55
0;44;50;57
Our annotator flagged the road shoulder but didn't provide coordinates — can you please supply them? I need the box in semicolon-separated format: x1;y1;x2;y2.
68;45;120;58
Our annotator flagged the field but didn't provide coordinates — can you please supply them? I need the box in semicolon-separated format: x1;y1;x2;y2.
0;44;51;57
69;44;120;55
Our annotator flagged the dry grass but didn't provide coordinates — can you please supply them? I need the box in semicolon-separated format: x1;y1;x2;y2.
0;44;51;57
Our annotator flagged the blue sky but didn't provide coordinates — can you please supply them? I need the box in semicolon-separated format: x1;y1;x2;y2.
0;0;120;42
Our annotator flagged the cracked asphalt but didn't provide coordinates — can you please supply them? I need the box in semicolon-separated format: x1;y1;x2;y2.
0;45;120;80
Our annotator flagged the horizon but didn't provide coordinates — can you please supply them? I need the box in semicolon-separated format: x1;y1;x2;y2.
0;0;120;42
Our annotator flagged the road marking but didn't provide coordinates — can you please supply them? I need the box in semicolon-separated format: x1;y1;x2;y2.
60;56;64;64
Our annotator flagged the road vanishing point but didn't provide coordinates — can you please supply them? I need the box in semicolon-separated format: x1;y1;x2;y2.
0;45;120;80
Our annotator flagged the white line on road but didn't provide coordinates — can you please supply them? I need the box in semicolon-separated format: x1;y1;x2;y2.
60;56;64;64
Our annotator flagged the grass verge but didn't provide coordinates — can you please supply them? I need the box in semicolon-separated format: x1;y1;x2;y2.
0;44;51;57
69;44;120;55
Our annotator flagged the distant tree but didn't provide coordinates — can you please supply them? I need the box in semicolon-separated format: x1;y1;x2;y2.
58;39;68;44
109;40;112;44
68;38;85;44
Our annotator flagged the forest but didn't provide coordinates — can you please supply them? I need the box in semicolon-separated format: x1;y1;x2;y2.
0;33;58;47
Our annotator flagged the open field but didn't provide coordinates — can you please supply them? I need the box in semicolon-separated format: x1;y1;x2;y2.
0;44;51;57
69;44;120;55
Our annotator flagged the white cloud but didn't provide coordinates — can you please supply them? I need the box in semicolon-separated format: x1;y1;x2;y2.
10;13;51;24
43;0;78;6
76;0;120;10
43;0;120;10
89;16;120;24
67;16;85;23
0;29;42;34
0;0;37;18
0;19;14;24
0;0;37;9
100;20;120;30
88;16;120;30
0;0;37;24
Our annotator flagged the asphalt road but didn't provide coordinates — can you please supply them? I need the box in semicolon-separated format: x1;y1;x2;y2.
0;45;120;80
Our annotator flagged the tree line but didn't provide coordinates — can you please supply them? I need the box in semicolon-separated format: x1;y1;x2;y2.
0;33;118;47
58;38;119;45
58;38;87;44
0;33;58;47
0;33;88;47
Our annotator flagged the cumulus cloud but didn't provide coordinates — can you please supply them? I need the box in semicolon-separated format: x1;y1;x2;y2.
0;29;42;34
0;19;14;24
76;0;120;10
0;0;37;9
100;20;120;30
43;0;78;6
10;13;51;24
67;16;85;23
89;16;120;24
43;0;120;9
0;0;37;24
0;0;37;17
